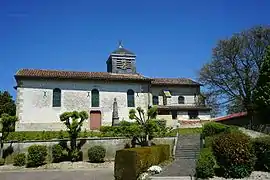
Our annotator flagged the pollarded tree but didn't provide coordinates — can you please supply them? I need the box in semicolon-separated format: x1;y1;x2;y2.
254;46;270;124
129;106;159;146
59;111;88;161
199;26;270;120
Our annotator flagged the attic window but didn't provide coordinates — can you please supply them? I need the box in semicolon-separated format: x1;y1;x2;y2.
163;90;171;97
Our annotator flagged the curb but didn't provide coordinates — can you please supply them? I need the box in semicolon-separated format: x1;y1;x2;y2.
0;167;113;173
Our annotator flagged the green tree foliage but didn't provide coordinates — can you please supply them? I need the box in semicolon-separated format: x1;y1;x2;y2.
129;106;160;146
199;26;270;116
0;91;16;116
59;111;88;161
254;46;270;123
0;114;17;158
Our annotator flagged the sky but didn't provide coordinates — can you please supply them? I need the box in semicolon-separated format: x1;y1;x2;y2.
0;0;269;98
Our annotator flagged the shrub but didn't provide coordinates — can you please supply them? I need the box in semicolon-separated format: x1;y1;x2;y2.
52;144;67;163
88;146;106;163
202;122;231;137
253;136;270;171
196;148;215;178
0;158;5;166
114;144;170;180
13;153;26;166
212;132;255;178
27;144;48;167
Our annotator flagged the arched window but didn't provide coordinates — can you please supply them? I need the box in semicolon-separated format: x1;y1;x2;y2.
152;96;159;105
53;88;61;107
127;89;135;107
91;89;99;107
178;96;185;104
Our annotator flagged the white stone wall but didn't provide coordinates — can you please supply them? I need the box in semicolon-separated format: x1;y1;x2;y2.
151;86;199;106
16;79;150;131
177;111;210;120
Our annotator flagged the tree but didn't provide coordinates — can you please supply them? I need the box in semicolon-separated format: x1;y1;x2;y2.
199;91;220;117
0;114;17;158
199;26;270;119
254;46;270;124
128;106;159;146
0;91;16;117
59;111;88;161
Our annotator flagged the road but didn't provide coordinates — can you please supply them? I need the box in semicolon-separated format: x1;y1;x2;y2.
0;168;114;180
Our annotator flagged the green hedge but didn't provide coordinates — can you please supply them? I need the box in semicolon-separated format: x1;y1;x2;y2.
114;144;170;180
202;122;239;137
88;146;106;163
196;148;215;179
13;153;26;166
6;131;110;142
212;132;255;178
253;136;270;171
27;145;48;167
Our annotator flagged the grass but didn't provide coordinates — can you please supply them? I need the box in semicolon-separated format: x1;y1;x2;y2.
177;128;202;135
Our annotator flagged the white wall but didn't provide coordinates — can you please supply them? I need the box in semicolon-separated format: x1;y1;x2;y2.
151;86;199;106
16;79;149;131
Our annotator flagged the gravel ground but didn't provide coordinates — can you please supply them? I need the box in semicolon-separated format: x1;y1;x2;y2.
0;161;114;172
208;171;270;180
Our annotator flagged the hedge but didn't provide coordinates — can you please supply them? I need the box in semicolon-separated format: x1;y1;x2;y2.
114;144;170;180
202;122;239;137
196;148;215;178
5;131;109;142
253;136;270;171
88;146;106;163
27;145;48;167
13;153;26;166
212;132;255;178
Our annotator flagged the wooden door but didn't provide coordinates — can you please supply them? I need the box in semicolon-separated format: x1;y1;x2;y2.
90;111;101;130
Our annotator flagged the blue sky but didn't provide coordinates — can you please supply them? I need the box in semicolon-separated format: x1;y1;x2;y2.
0;0;269;98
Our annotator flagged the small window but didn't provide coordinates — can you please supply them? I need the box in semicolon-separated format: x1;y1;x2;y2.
53;88;61;107
91;89;99;107
178;96;185;104
153;96;159;105
172;110;177;119
188;110;199;119
127;89;135;107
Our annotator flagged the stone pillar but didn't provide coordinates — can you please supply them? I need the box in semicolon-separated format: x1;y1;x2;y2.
112;98;120;126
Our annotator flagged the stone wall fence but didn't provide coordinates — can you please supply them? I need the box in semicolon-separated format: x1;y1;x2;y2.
3;136;177;163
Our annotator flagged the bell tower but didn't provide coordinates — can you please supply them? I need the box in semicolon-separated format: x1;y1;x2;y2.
106;41;137;74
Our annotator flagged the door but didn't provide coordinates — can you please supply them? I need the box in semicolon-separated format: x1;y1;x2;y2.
90;111;101;130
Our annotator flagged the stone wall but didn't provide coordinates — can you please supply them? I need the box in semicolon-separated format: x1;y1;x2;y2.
16;79;150;131
3;137;176;163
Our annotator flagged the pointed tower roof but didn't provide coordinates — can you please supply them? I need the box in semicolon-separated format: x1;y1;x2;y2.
111;41;135;56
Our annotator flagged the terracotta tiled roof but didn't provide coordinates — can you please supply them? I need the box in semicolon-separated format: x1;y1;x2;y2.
214;112;248;122
15;69;201;86
152;78;201;86
15;69;151;82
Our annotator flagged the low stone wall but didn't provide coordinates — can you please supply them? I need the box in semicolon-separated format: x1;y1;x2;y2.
3;137;176;163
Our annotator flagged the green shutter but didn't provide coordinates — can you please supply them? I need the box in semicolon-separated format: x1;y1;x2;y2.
91;89;99;107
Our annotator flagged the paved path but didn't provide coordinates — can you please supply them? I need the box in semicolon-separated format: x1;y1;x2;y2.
152;134;201;179
0;168;114;180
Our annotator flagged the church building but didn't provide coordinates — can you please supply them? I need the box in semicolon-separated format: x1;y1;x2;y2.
14;43;211;131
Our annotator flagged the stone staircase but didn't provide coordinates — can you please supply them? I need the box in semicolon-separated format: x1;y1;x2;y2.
152;134;201;179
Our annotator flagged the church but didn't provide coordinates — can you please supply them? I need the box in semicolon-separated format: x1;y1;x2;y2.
14;43;211;131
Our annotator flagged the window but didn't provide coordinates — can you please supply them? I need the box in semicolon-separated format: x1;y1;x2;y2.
172;110;177;119
91;89;99;107
127;89;135;107
188;110;199;119
178;96;185;104
52;88;61;107
152;96;159;105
